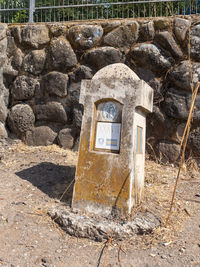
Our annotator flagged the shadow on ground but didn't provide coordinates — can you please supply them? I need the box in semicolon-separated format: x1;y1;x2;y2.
15;162;76;204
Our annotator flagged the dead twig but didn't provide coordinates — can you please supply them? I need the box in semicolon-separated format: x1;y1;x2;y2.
103;237;112;267
59;178;75;201
118;244;126;265
97;237;113;267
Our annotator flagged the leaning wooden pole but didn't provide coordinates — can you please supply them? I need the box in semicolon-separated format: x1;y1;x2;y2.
166;82;200;225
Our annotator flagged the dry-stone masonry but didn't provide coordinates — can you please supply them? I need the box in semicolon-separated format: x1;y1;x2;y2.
0;16;200;162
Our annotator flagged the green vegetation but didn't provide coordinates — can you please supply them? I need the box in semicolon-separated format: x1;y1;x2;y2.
0;0;199;23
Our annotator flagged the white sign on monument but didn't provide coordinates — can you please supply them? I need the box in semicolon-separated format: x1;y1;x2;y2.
95;122;121;151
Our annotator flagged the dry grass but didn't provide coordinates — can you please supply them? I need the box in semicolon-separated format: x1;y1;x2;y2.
1;141;199;248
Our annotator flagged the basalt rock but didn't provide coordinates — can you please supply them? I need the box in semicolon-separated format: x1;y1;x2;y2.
24;126;57;146
68;25;103;50
73;104;83;129
174;17;190;42
42;71;68;97
154;31;183;59
21;25;50;48
83;47;125;70
50;37;77;71
157;140;180;163
0;122;7;139
190;24;200;62
23;49;46;75
104;21;139;48
164;88;200;121
11;75;39;101
57;128;75;149
140;21;155;41
0;96;8;123
11;48;24;70
132;44;173;75
189;128;200;155
34;102;68;124
69;65;93;83
0;24;8;41
168;61;200;92
69;65;93;103
8;104;35;136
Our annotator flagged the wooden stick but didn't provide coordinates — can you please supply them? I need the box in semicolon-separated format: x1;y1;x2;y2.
102;237;112;267
166;82;200;225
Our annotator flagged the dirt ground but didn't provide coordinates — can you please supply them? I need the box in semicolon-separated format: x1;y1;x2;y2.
0;139;200;267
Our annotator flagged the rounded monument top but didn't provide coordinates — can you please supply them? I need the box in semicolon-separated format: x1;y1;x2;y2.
92;63;140;81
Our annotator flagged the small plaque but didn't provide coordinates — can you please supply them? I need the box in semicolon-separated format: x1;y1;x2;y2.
102;102;117;121
95;122;121;151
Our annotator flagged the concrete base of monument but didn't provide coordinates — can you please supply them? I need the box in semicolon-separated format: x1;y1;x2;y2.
48;206;161;242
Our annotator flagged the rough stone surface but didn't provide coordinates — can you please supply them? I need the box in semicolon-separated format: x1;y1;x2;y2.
8;104;35;136
176;123;186;142
48;24;67;37
0;96;8;123
23;49;46;75
83;47;125;70
57;128;74;149
168;61;200;91
140;21;155;41
147;106;175;140
155;31;183;59
49;207;161;242
11;26;22;43
154;18;171;30
100;20;121;34
164;89;200;121
21;25;50;48
50;37;77;71
189;128;200;155
0;24;8;41
164;89;189;120
0;18;200;160
0;84;9;106
68;25;103;50
0;122;7;138
103;21;139;47
11;76;39;101
135;68;162;103
34;102;68;124
190;24;200;61
72;104;83;129
69;65;93;83
132;44;173;74
0;38;7;55
24;126;57;146
43;72;68;97
6;36;17;58
69;65;93;103
3;64;18;86
157;141;180;163
68;83;82;104
174;17;190;42
11;48;24;70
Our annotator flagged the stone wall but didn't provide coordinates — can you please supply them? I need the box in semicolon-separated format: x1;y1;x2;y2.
0;16;200;162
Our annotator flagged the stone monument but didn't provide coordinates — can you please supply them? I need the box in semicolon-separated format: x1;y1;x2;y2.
72;63;153;216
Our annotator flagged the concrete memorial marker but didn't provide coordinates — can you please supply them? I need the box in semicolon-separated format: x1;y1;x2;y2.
72;63;153;216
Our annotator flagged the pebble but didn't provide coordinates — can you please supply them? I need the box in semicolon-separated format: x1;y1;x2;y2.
179;247;186;253
161;255;167;259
